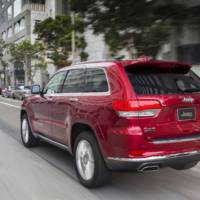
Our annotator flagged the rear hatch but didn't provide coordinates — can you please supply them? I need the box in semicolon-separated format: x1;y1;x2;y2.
125;61;200;140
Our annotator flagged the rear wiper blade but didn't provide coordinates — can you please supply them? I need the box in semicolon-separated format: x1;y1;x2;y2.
182;88;200;93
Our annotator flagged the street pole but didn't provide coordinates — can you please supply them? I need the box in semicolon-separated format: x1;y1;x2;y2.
71;11;76;64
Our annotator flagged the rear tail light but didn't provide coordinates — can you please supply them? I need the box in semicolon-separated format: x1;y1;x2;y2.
112;100;161;117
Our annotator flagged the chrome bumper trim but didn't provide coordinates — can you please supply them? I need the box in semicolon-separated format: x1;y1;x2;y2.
107;150;200;162
152;135;200;144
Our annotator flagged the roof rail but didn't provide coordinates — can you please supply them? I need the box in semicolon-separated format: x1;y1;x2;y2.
73;59;116;65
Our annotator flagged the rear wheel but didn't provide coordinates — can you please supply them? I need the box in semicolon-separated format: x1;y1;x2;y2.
74;131;110;188
21;114;39;147
172;162;198;170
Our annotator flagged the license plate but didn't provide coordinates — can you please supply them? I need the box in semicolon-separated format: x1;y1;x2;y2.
177;107;196;121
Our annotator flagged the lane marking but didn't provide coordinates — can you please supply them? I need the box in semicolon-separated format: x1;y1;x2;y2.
0;101;21;109
0;97;21;103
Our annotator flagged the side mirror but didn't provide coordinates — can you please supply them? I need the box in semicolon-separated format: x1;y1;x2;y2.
31;85;41;94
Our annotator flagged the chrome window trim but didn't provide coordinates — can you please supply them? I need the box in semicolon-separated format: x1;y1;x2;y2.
107;150;200;162
45;65;111;97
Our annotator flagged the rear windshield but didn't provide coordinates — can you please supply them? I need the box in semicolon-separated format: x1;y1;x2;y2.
126;68;200;95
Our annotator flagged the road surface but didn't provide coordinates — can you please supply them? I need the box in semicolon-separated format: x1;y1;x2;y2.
0;96;200;200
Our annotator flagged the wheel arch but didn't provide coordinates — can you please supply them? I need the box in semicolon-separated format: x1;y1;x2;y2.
20;109;27;120
20;109;37;137
70;123;105;157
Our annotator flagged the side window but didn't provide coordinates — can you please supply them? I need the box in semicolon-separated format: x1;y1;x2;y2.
62;68;86;93
85;68;109;92
44;72;66;95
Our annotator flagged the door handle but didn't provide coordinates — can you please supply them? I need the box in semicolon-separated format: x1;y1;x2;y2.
69;97;79;102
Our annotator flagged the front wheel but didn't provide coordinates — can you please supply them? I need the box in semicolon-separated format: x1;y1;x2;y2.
21;114;39;147
74;131;110;188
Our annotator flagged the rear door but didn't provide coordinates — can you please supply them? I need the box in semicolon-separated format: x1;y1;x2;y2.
51;68;86;145
125;65;200;140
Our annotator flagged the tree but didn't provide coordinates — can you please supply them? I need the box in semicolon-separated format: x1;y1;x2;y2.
0;39;6;65
34;15;88;69
0;39;9;87
70;0;187;58
9;40;46;85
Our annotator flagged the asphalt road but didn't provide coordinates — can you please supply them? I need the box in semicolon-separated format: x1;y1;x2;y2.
0;96;200;200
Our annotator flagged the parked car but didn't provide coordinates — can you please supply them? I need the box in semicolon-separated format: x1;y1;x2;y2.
21;59;200;188
13;85;31;100
1;88;8;97
2;86;15;98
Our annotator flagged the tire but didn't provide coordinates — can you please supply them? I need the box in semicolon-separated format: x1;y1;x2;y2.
74;131;110;188
21;114;39;147
172;162;198;170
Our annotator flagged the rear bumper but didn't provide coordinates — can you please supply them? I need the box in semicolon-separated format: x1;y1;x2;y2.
106;150;200;171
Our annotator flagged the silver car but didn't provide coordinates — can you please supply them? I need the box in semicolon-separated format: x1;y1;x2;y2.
13;86;31;100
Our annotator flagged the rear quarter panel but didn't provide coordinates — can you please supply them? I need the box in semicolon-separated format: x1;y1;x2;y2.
69;64;141;158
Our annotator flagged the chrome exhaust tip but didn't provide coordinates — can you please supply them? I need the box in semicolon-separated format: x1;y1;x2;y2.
138;164;160;172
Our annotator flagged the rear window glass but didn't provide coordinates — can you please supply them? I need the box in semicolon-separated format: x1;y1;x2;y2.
85;68;108;92
126;68;200;95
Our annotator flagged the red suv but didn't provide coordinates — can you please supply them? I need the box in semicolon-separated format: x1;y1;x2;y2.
21;59;200;188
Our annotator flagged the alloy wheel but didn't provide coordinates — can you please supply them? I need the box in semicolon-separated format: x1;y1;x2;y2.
75;140;95;181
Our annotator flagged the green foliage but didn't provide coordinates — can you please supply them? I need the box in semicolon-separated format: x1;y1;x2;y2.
9;40;47;84
134;23;170;58
0;39;5;60
70;0;187;58
34;15;88;68
9;40;44;61
0;39;9;86
0;39;8;68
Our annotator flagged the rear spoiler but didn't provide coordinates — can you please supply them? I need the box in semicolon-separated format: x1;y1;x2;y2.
124;60;191;73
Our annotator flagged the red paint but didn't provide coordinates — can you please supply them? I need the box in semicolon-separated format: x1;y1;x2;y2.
21;59;200;162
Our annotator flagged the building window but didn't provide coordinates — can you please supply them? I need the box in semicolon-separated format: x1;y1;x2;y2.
7;5;13;20
49;8;52;17
35;20;40;25
14;18;25;34
2;31;6;40
2;10;7;22
7;27;13;38
14;22;20;33
14;0;22;17
20;18;25;30
30;0;46;4
1;0;5;9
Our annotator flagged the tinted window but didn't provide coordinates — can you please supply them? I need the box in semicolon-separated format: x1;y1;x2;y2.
85;68;108;92
44;72;66;94
126;69;200;95
62;69;86;93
